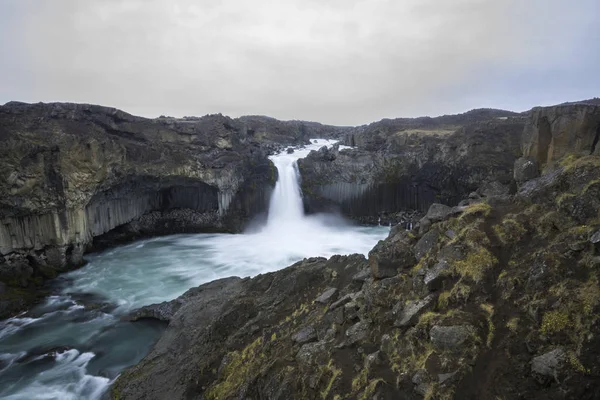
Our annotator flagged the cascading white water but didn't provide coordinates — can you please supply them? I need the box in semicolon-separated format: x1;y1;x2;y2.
0;139;388;400
266;156;304;226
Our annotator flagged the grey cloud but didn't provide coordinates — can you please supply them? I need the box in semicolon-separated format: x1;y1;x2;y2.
1;0;598;125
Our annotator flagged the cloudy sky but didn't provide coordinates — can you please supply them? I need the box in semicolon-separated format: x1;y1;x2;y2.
1;0;598;125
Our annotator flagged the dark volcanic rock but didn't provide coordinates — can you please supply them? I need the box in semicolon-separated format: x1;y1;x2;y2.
0;102;349;318
514;157;539;183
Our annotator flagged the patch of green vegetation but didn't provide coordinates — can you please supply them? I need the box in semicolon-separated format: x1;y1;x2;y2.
359;379;384;400
460;202;491;219
417;312;441;329
540;310;571;336
352;367;369;393
506;317;519;333
562;154;600;172
579;276;600;315
424;382;440;400
449;220;490;247
438;291;451;309
559;153;582;168
583;178;600;194
452;247;497;283
556;192;576;206
493;218;526;246
568;351;590;374
320;360;342;399
480;303;495;347
205;337;265;399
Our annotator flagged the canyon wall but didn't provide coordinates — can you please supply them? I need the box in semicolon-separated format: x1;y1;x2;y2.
0;102;303;316
299;118;526;222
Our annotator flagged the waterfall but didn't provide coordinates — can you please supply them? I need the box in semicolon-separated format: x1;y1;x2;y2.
265;139;339;229
266;155;305;226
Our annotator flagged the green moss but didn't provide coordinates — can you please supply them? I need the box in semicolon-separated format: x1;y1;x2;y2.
540;310;571;336
359;379;384;400
320;360;342;399
506;317;519;333
352;367;369;393
480;303;495;347
438;291;451;309
417;312;441;329
579;277;600;315
205;337;265;399
460;202;492;219
568;352;590;374
559;153;581;168
493;218;526;246
556;192;576;206
452;247;497;283
582;178;600;194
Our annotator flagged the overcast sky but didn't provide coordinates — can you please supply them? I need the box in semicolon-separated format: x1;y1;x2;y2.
1;0;598;125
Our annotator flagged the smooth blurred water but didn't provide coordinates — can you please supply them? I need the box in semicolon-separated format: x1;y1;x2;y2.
0;139;389;399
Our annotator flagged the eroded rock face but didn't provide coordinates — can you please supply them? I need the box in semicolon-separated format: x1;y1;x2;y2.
522;104;600;166
0;102;342;318
299;118;525;220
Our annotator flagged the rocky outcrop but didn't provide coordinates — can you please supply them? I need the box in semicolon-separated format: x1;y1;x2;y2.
114;152;600;399
0;102;337;317
299;119;525;220
522;104;600;166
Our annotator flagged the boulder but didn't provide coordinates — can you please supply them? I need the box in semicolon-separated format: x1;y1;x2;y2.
414;229;439;261
412;369;431;396
425;203;453;222
296;341;330;367
514;157;539;183
424;260;451;291
128;300;182;322
369;235;415;279
286;147;294;154
345;321;371;346
343;301;360;322
292;325;317;344
352;268;371;282
315;288;338;304
329;294;353;311
429;325;475;350
477;181;510;198
531;348;566;380
393;294;435;327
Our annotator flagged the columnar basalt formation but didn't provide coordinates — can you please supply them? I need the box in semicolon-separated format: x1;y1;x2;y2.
299;119;525;220
1;102;341;316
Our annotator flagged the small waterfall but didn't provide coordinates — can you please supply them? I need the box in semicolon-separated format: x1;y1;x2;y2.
265;139;339;228
266;155;305;226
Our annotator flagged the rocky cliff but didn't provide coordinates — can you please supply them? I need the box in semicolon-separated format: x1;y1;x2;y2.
0;102;346;317
299;118;525;223
521;104;600;166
